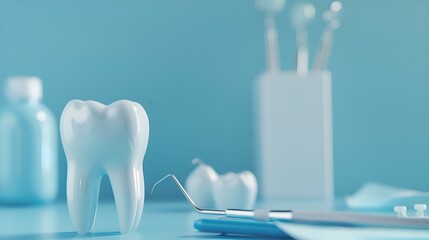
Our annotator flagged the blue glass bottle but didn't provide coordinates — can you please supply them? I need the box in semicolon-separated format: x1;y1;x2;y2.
0;76;58;204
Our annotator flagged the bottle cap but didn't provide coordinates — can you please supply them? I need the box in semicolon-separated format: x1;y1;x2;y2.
5;76;43;101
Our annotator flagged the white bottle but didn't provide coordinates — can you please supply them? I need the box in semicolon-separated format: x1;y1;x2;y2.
0;76;58;204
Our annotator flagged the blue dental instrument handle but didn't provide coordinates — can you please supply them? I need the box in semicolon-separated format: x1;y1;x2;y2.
194;218;292;239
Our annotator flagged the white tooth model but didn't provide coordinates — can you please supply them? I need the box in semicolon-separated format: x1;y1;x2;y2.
186;160;258;210
213;171;258;210
185;158;218;208
60;100;149;235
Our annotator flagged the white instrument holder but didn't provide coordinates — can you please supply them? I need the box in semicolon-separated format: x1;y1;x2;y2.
254;71;334;204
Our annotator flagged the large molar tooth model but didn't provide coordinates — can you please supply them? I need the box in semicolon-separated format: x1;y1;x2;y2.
60;100;149;235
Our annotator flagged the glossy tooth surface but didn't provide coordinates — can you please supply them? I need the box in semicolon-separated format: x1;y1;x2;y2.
60;100;149;234
213;171;258;210
185;159;218;208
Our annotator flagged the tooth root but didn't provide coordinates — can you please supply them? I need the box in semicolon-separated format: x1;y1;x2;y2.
67;162;102;235
108;165;144;234
132;186;145;231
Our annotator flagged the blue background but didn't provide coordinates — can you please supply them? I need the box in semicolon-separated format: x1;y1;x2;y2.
0;0;428;201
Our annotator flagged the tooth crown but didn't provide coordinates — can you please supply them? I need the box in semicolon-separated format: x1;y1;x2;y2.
60;100;149;235
61;100;148;167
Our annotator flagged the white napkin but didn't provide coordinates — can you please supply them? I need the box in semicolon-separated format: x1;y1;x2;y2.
276;222;429;240
345;182;429;210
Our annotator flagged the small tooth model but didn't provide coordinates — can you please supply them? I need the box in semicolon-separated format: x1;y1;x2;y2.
186;159;258;210
213;171;258;210
60;100;149;235
185;158;218;208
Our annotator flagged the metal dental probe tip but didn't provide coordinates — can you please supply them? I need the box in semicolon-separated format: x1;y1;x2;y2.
151;174;291;221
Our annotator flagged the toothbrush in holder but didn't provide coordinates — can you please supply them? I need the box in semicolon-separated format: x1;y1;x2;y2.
255;0;286;73
313;1;342;71
291;2;315;76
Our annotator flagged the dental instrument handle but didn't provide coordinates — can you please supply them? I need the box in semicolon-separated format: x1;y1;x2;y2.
291;2;315;75
313;1;342;71
153;174;429;229
255;0;286;73
229;208;429;228
313;26;334;71
225;209;292;221
296;29;309;75
265;16;280;72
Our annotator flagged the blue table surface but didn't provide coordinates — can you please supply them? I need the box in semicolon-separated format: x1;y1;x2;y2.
0;199;347;240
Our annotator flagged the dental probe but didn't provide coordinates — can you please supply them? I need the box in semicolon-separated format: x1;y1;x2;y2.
151;174;429;229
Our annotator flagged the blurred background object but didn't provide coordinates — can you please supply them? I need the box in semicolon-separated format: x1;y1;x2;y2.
0;76;58;204
255;0;286;72
0;0;428;201
290;1;315;74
